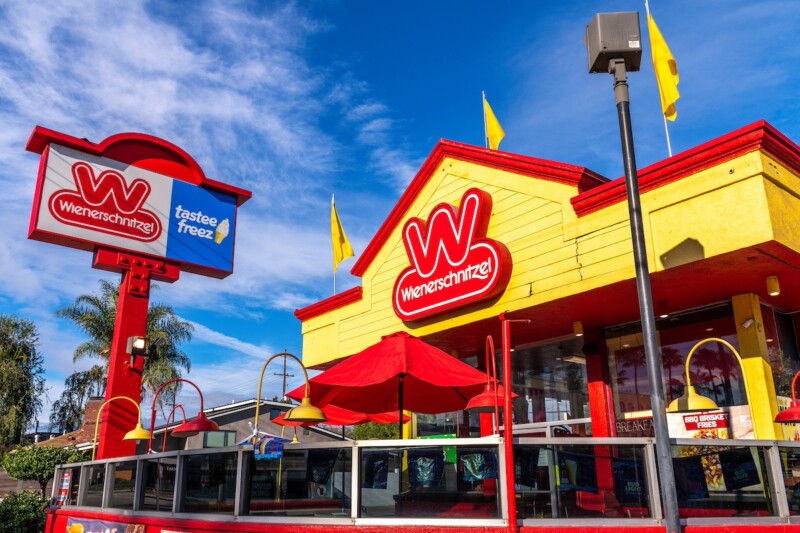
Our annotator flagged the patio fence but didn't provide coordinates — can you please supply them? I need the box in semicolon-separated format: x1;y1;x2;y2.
52;436;800;527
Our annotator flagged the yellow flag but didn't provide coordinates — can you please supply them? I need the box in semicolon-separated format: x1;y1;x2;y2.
331;195;354;272
648;13;680;121
483;95;505;150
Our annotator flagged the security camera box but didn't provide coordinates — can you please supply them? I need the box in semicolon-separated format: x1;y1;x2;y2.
585;12;642;73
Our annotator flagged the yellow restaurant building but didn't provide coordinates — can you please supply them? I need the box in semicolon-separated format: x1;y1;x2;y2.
295;120;800;442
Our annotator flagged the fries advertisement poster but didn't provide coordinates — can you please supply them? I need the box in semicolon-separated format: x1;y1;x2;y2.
667;406;758;493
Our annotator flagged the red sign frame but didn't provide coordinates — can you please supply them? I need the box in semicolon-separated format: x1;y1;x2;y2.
392;188;512;321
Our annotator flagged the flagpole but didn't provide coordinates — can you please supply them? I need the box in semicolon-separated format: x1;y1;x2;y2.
663;115;673;157
332;194;337;296
645;0;673;157
482;91;488;149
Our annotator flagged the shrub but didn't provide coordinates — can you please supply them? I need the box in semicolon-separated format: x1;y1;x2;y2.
2;445;85;499
0;490;48;533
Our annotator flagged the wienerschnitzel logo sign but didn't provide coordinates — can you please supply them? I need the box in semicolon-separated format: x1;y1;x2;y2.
392;188;512;321
30;143;237;275
49;162;162;242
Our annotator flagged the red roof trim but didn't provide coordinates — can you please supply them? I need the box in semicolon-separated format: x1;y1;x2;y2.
350;139;607;277
571;120;800;217
294;286;363;322
25;126;252;206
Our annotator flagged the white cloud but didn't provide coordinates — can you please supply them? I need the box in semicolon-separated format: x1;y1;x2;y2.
186;320;272;359
348;102;389;122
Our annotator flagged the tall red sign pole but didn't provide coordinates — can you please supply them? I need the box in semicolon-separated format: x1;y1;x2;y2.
94;249;180;459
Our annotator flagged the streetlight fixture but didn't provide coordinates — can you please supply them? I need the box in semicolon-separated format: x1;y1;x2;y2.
92;396;150;461
125;336;165;367
147;378;219;453
667;337;752;413
252;352;326;442
159;404;186;453
126;336;148;366
585;11;679;533
497;313;529;533
466;335;517;436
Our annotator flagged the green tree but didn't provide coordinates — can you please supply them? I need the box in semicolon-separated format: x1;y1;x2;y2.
2;445;85;498
354;422;399;440
49;365;106;433
56;279;193;408
0;490;48;533
0;315;45;445
771;348;796;397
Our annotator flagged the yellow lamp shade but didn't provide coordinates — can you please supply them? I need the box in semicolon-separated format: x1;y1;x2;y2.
284;397;327;423
123;422;152;441
667;386;720;413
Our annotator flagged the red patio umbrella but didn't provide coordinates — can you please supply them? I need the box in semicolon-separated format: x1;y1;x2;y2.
273;404;410;427
287;331;493;433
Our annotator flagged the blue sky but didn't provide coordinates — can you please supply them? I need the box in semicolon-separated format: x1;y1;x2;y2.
1;0;799;427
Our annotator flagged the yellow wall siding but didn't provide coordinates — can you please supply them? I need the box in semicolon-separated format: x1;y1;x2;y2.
649;178;773;271
761;154;800;252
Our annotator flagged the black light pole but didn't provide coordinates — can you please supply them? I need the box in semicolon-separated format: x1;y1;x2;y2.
585;12;680;533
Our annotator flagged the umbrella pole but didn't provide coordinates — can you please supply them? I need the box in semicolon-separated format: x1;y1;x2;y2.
397;375;406;518
398;375;404;438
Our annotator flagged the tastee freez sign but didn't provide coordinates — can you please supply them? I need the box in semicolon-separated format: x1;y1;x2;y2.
27;129;248;278
392;188;512;321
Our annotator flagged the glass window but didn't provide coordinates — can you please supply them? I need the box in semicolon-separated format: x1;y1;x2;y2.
182;452;238;514
606;303;741;420
203;431;237;448
82;464;106;507
141;458;176;512
359;445;500;519
107;460;137;510
54;467;80;507
417;412;463;437
245;447;351;517
774;309;800;364
779;446;800;515
516;443;651;519
765;305;799;398
673;443;773;517
505;337;589;426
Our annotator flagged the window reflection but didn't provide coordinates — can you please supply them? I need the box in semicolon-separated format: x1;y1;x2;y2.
142;458;176;512
83;464;105;507
515;444;650;519
183;452;238;514
606;303;742;420
360;445;500;519
108;460;137;510
245;448;351;517
672;444;772;517
505;337;589;426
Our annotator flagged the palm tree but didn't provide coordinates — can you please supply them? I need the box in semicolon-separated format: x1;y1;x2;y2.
56;279;193;406
661;346;684;402
620;347;648;411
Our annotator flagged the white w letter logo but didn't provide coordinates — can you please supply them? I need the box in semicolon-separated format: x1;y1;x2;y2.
402;189;492;278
